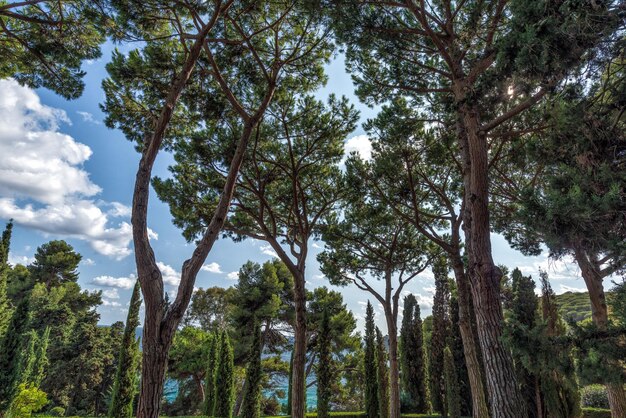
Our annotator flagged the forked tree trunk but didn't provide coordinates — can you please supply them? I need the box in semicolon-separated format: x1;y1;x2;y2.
385;313;401;418
459;106;527;418
451;257;490;418
574;246;626;417
291;272;307;418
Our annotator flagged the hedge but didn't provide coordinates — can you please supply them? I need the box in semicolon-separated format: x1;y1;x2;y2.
582;407;612;418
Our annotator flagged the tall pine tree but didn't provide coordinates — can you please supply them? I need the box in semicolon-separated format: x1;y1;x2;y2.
429;257;450;413
241;321;263;418
108;280;141;418
316;309;333;418
400;295;429;413
214;331;234;418
364;301;379;418
376;327;390;418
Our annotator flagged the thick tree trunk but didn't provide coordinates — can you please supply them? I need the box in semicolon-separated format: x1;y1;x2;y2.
291;272;307;418
451;257;490;418
137;312;171;418
385;314;401;418
459;106;527;418
574;246;626;417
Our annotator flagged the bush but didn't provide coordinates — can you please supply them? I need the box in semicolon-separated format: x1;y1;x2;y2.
581;385;610;409
7;384;48;418
48;406;65;416
582;407;612;418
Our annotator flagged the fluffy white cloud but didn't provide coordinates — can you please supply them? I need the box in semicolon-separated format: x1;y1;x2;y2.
102;299;121;307
518;252;581;281
7;253;34;266
0;79;134;259
157;261;181;286
201;262;223;273
344;135;372;161
260;244;278;258
92;274;136;290
81;258;96;266
226;271;239;280
102;288;120;299
76;111;101;125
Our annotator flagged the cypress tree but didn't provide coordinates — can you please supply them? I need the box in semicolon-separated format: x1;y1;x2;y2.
286;349;293;415
400;295;429;413
204;331;219;416
448;290;472;416
0;296;30;411
109;280;142;418
364;301;379;418
15;330;38;387
316;309;333;418
31;327;49;387
241;321;263;418
214;331;234;418
0;221;13;338
429;258;450;414
376;327;389;418
444;347;461;418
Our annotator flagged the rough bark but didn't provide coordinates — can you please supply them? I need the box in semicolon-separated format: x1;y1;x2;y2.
291;271;307;418
385;310;401;418
574;245;626;417
450;257;490;418
458;104;527;418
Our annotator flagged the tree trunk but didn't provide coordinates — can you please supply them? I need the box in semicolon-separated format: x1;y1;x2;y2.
291;272;307;418
574;246;626;417
137;313;171;418
459;106;527;418
385;312;401;418
450;257;490;418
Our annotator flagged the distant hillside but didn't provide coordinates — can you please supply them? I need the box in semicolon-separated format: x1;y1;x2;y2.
554;291;593;323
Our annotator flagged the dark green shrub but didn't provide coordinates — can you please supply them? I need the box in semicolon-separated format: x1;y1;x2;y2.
581;407;612;418
580;385;609;409
48;406;65;416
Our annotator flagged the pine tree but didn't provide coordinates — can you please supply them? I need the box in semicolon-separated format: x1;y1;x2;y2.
444;347;461;418
400;295;429;413
203;332;219;416
316;309;333;418
0;296;30;411
376;327;390;418
0;221;13;338
364;301;380;418
109;280;141;418
241;321;263;418
214;331;234;418
429;257;450;414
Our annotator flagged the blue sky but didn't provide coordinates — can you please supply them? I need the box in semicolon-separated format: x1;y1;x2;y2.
0;42;591;331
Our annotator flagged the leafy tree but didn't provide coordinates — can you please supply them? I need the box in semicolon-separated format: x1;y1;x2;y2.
6;383;47;418
0;0;107;99
316;309;332;418
0;221;13;337
203;332;219;417
319;175;433;418
364;301;379;418
444;347;461;418
376;327;390;418
0;296;30;411
429;257;450;414
109;280;141;418
29;241;81;289
184;287;234;332
325;0;622;415
214;331;234;418
242;320;263;418
399;295;428;413
103;2;334;415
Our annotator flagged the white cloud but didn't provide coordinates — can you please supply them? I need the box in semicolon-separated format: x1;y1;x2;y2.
201;262;223;273
76;111;101;125
148;228;159;241
102;299;121;307
107;202;131;217
0;79;134;259
81;258;96;266
7;253;34;266
226;271;239;280
344;135;372;161
102;288;120;299
92;274;136;290
312;242;323;249
518;252;580;281
260;244;278;258
157;261;181;286
559;284;587;294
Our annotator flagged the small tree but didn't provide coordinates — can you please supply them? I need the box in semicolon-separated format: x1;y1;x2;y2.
400;295;429;413
364;301;379;418
376;327;390;418
214;332;234;418
203;332;219;416
444;347;461;418
316;309;333;418
241;321;263;418
6;383;47;418
109;280;141;418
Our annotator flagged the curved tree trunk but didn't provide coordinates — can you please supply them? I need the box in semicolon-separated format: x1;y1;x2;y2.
451;257;490;418
291;272;307;418
385;314;401;418
574;245;626;417
459;106;527;418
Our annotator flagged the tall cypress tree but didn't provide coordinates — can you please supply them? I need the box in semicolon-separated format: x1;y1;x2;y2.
204;332;219;417
429;257;450;414
364;301;379;418
0;221;13;338
0;295;30;411
376;327;390;418
214;331;234;418
31;327;49;387
448;289;473;416
286;349;293;415
109;280;142;418
400;295;429;413
241;321;263;418
316;309;333;418
15;330;38;387
444;347;461;418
